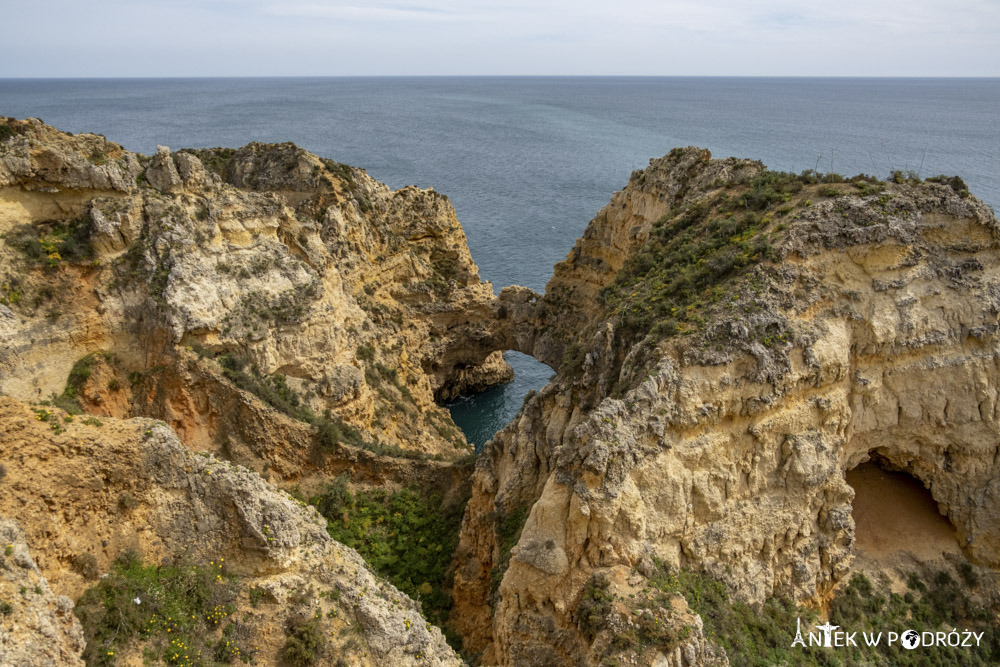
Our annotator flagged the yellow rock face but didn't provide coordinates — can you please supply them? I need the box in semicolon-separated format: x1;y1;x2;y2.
0;116;509;468
453;148;1000;664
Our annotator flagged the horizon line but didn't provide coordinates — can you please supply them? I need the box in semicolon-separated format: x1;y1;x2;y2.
2;74;999;81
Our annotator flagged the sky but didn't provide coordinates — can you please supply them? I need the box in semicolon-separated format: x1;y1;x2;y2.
2;0;999;77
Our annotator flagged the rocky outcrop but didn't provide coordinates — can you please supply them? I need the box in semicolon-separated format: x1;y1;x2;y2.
453;150;1000;664
0;517;85;667
0;395;461;665
0;116;508;473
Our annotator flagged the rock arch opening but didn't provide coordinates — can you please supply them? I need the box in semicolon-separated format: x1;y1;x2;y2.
846;454;961;563
446;351;553;451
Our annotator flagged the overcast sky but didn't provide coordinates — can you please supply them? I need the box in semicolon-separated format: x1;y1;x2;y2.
3;0;999;77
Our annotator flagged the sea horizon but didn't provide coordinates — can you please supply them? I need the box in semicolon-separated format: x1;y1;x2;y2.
4;74;1000;80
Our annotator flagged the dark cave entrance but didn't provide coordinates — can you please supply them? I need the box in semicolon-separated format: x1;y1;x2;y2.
846;455;961;561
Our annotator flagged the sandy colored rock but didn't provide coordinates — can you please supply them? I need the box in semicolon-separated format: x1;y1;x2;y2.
0;116;508;470
453;149;1000;664
0;517;86;667
0;396;462;665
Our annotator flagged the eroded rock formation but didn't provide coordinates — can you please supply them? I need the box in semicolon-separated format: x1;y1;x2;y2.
0;117;506;468
0;516;85;666
3;117;999;666
453;149;1000;664
0;397;461;665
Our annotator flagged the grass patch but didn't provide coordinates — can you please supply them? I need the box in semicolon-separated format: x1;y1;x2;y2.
566;165;908;385
598;184;777;346
74;550;247;667
311;475;465;628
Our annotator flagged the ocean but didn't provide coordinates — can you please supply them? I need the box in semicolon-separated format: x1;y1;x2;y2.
2;76;998;447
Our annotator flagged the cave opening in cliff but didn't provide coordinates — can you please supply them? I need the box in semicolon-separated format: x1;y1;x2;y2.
846;455;961;562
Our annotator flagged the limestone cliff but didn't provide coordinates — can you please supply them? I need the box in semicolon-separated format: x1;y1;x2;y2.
454;149;1000;664
0;116;506;472
0;516;85;666
0;396;461;665
5;117;1000;667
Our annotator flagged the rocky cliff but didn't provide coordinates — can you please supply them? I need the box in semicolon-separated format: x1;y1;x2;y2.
3;117;999;666
453;149;1000;664
0;396;461;665
0;116;507;470
0;116;500;664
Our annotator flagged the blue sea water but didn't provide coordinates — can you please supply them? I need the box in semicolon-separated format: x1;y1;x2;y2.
2;77;998;447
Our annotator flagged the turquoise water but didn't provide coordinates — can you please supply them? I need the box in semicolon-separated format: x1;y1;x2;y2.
2;77;998;448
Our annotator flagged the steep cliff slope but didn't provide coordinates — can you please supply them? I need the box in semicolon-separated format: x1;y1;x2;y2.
0;116;506;471
0;396;462;665
0;516;85;666
455;149;1000;664
0;116;505;663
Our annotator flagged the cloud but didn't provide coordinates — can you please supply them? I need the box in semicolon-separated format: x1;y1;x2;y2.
259;2;472;22
0;0;998;75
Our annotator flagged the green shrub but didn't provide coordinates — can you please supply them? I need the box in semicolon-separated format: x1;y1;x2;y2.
177;148;236;180
890;169;922;185
311;476;466;627
926;174;970;197
0;121;16;142
825;571;998;665
248;587;266;607
52;353;100;415
117;492;139;511
282;615;327;666
639;565;999;667
356;343;376;362
3;216;94;268
74;551;242;667
70;553;99;580
576;574;614;640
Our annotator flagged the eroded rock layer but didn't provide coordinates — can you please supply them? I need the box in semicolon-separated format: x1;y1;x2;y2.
0;396;461;665
0;116;506;467
454;149;1000;664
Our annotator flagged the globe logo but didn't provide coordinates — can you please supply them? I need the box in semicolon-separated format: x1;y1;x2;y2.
902;630;920;649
